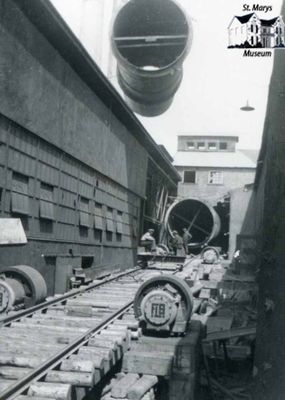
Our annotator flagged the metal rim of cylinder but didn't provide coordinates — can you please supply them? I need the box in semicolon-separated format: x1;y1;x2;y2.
164;198;221;249
134;275;194;324
111;0;192;116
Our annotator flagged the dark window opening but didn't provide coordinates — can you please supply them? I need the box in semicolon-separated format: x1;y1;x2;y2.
133;217;138;238
208;142;217;150
94;202;104;230
219;142;228;150
116;211;123;234
116;233;122;242
184;170;196;183
45;256;56;266
94;229;102;242
106;207;115;232
79;196;89;227
187;141;195;149
106;231;113;241
11;172;29;215
40;182;55;220
197;142;205;150
79;226;88;237
40;219;53;233
81;256;94;269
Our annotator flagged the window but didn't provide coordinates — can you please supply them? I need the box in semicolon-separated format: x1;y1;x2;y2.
197;142;205;150
132;217;138;238
187;141;195;149
256;25;258;33
251;37;254;45
79;197;89;227
219;142;228;150
11;172;29;215
40;182;54;220
208;171;223;185
94;202;104;230
106;231;113;241
208;142;217;150
184;170;196;183
106;207;115;232
116;211;123;234
81;257;94;269
251;25;253;32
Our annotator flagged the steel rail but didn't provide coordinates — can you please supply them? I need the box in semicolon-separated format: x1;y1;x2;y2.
0;267;140;326
1;301;134;400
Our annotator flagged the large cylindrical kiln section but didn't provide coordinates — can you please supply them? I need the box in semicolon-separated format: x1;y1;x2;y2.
0;265;47;313
165;198;221;249
111;0;191;116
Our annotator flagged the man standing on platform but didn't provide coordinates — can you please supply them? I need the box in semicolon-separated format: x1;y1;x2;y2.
169;230;184;256
182;227;192;255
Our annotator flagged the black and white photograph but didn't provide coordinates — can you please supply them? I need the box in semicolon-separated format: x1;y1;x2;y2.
0;0;284;399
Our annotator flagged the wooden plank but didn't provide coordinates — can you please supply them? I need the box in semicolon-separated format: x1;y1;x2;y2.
0;353;45;368
45;370;94;387
61;355;104;372
199;288;211;299
27;382;72;400
126;375;158;400
0;380;14;391
206;316;234;334
122;351;173;376
203;326;256;342
111;373;139;398
0;366;31;380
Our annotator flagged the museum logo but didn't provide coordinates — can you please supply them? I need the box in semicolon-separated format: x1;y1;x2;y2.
228;7;285;57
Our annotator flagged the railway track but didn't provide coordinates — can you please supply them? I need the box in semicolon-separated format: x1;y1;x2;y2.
0;266;173;400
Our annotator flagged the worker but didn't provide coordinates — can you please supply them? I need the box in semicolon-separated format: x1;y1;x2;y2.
182;227;192;255
140;228;156;252
169;230;184;256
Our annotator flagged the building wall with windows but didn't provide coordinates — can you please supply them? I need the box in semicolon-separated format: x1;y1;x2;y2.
0;0;179;295
173;135;258;205
175;166;256;203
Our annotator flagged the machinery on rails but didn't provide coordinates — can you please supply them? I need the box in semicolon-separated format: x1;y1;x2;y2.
0;245;228;400
0;265;47;314
0;266;179;399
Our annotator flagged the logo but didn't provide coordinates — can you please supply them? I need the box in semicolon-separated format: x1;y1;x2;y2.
228;6;285;57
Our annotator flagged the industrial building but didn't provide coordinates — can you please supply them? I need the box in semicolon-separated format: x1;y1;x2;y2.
0;0;285;399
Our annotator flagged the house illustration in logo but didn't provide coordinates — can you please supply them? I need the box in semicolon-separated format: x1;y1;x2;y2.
228;13;285;48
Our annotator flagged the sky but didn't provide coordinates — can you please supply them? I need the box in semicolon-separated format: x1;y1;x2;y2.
50;0;283;156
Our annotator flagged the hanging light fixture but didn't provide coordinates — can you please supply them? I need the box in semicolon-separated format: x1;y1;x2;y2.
240;100;255;111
